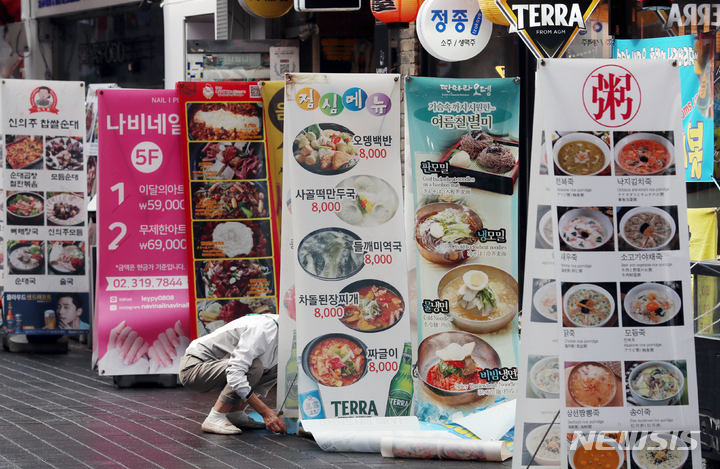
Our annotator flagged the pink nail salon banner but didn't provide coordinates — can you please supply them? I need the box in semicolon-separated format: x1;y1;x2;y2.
95;89;192;376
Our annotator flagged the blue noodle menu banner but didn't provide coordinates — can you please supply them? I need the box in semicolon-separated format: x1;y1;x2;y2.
405;77;520;422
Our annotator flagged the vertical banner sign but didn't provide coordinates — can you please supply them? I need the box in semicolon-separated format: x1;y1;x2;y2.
285;73;412;419
512;91;562;469
96;89;191;376
539;59;701;468
2;80;91;335
177;82;280;339
614;35;714;182
260;81;285;229
405;77;521;422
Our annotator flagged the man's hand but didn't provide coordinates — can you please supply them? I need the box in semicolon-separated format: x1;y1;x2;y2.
262;409;287;434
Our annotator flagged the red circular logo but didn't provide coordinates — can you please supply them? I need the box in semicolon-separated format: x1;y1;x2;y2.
582;65;641;128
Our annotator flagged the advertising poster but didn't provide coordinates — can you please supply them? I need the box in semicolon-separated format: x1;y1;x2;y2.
176;81;280;339
1;80;91;336
95;89;191;375
615;34;714;182
538;59;701;468
404;77;521;422
285;73;412;419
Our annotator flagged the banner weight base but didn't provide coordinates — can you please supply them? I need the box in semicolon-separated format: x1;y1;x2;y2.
3;334;69;354
112;374;178;389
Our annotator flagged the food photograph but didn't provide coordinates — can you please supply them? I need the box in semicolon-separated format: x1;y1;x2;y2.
630;433;692;469
302;333;368;388
187;102;263;141
196;298;276;336
568;436;626;469
617;206;679;251
297;227;363;281
192;220;272;260
415;202;483;265
45;136;83;171
625;360;688;406
46;192;85;226
48;241;85;276
521;422;562;466
552;131;612;176
339;279;404;333
334;175;399;227
531;279;558;323
293;123;359;175
437;264;519;334
621;281;684;327
5;135;43;170
535;205;553;249
191;181;269;220
565;361;624;408
439;130;519;195
557;206;615;251
7;240;45;275
195;259;274;299
613;131;675;176
7;191;44;226
527;355;560;399
189;141;266;180
562;282;618;328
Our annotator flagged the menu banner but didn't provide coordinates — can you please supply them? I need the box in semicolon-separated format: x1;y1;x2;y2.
539;58;701;468
614;35;714;182
405;76;521;422
1;80;91;336
285;73;411;419
176;81;281;339
96;89;191;376
260;81;285;229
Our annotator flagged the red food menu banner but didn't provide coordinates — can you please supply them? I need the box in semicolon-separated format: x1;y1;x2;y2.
284;73;411;420
95;89;191;376
1;80;91;336
176;82;280;338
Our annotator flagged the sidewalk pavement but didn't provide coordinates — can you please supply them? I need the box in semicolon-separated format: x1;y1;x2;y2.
0;340;513;469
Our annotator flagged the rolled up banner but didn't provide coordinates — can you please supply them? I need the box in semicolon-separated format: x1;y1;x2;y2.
380;436;512;461
313;430;455;453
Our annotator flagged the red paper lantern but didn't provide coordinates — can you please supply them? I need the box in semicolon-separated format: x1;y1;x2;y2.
371;0;424;23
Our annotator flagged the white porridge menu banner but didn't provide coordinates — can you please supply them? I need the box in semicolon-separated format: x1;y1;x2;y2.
1;80;91;335
284;73;411;419
539;59;700;469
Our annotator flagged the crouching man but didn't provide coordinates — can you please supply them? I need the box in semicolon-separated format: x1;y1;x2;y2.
179;313;287;435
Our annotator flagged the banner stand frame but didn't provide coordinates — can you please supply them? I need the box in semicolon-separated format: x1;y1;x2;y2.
111;374;178;389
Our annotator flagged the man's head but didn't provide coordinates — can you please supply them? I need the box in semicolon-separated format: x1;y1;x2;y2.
37;87;51;101
56;293;83;328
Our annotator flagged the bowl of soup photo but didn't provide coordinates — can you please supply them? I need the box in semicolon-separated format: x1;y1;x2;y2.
553;133;611;176
568;361;618;407
619;207;676;251
533;281;558;322
615;133;674;176
538;210;554;248
632;433;688;469
339;279;404;333
569;439;625;469
437;264;519;334
415;203;483;265
525;424;562;465
558;208;614;251
563;284;615;328
530;356;560;399
301;334;368;388
623;283;681;326
628;361;684;406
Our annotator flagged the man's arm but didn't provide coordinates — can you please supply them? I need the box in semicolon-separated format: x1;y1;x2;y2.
245;392;287;433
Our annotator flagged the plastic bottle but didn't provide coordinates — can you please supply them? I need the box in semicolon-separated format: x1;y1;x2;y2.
298;360;325;420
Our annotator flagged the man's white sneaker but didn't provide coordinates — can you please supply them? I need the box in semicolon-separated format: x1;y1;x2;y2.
201;417;242;435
